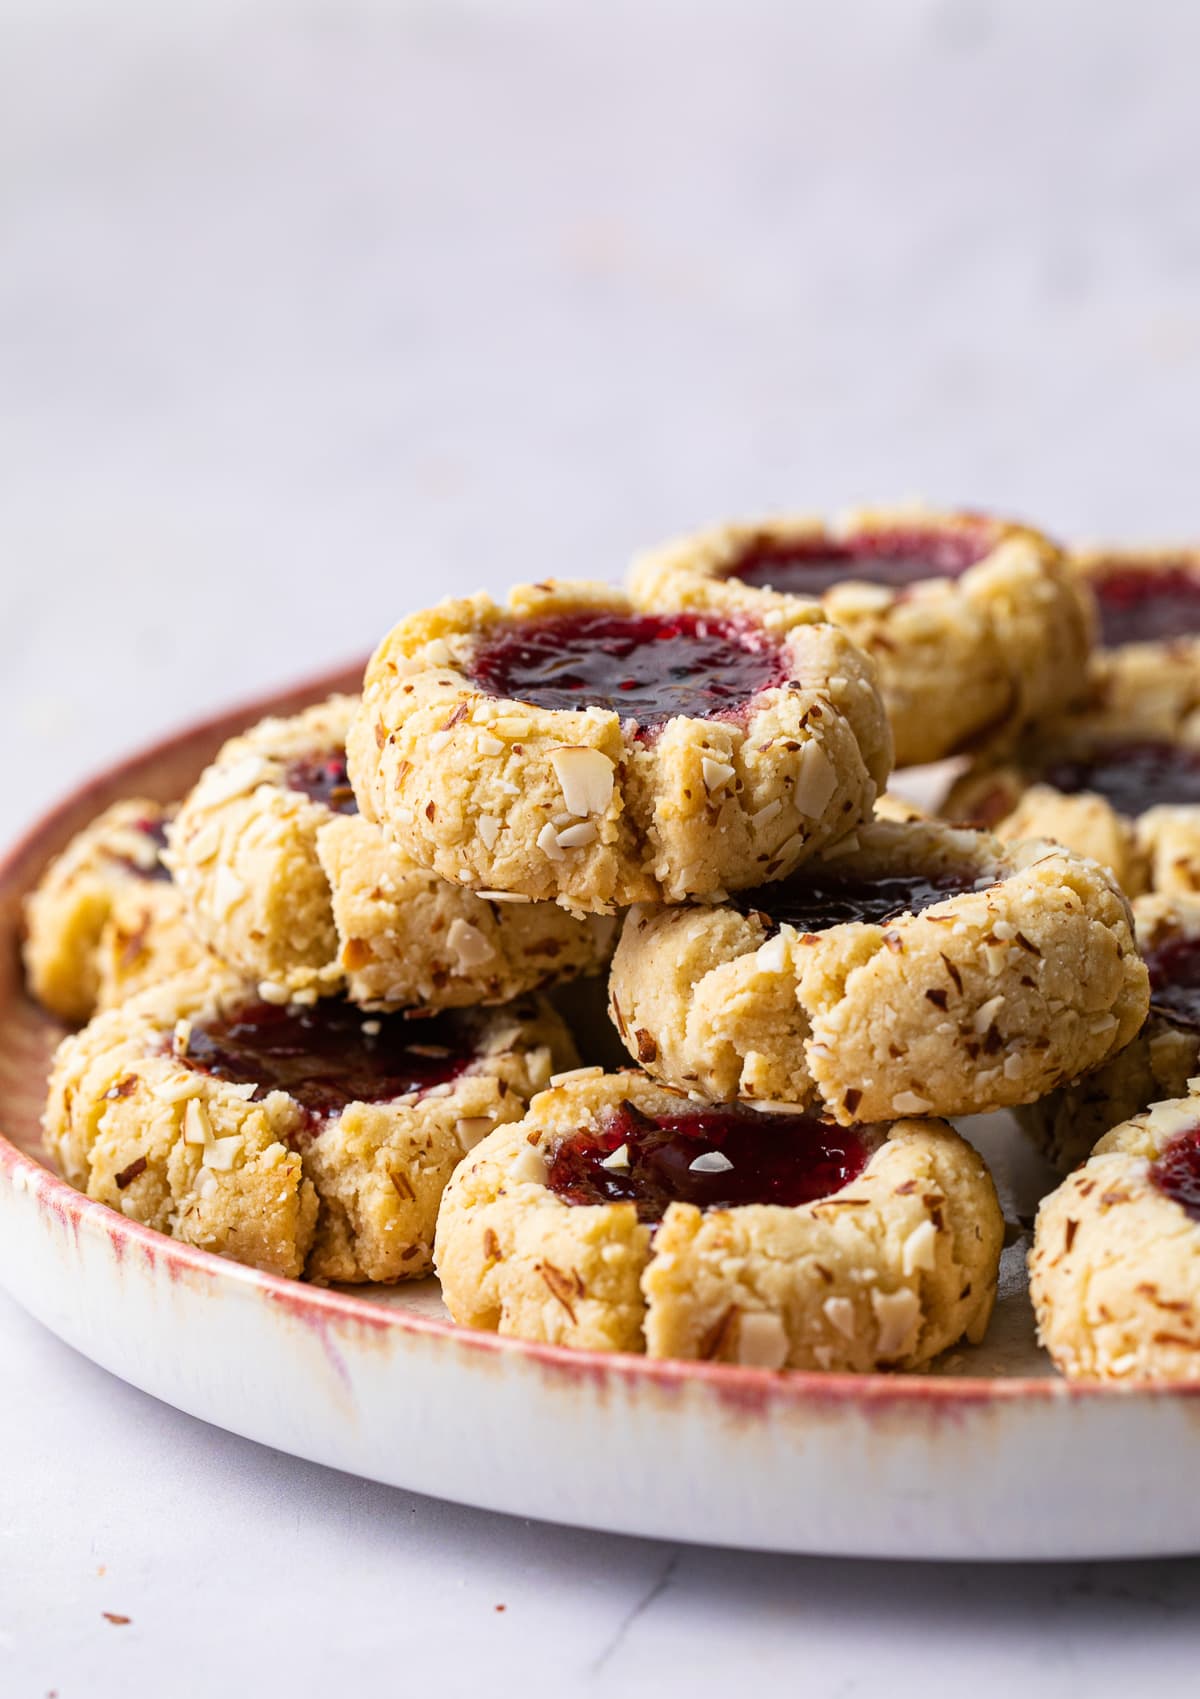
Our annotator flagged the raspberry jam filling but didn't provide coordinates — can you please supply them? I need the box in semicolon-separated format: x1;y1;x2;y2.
120;816;172;883
1093;563;1200;649
732;865;975;935
466;611;786;731
1151;1125;1200;1223
284;749;358;815
729;526;993;597
180;998;477;1122
545;1100;869;1223
1040;740;1200;817
1145;934;1200;1031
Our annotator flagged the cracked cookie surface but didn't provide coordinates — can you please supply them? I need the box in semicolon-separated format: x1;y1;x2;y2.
629;507;1092;768
169;696;611;1004
608;820;1148;1121
1018;893;1200;1173
23;799;206;1021
434;1070;1003;1368
347;579;891;912
43;968;574;1282
1030;1095;1200;1380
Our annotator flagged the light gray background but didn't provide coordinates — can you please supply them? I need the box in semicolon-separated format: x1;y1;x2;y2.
3;2;1199;1692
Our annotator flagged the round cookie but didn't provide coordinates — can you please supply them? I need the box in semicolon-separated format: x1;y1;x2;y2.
607;819;1148;1121
1018;893;1200;1173
23;799;206;1022
1073;544;1200;733
169;696;612;1004
629;507;1092;768
944;716;1200;898
167;696;359;994
44;969;574;1283
434;1070;1004;1369
1030;1095;1200;1381
347;579;892;913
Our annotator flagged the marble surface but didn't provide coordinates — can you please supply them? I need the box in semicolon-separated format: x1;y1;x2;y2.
3;1;1200;1691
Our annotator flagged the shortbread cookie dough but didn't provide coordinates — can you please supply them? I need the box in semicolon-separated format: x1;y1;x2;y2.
1073;545;1200;733
1030;1096;1200;1381
347;579;892;912
317;812;615;1009
170;697;610;1004
435;1071;1003;1368
608;820;1148;1121
629;508;1092;768
44;970;574;1282
1019;894;1200;1173
945;719;1200;897
167;696;360;994
23;800;205;1022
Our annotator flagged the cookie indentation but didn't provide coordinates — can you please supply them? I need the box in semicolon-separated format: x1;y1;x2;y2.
1151;1124;1200;1222
728;526;992;597
466;611;786;730
1093;562;1200;649
1041;740;1200;817
731;865;975;935
1145;933;1200;1032
181;998;478;1121
283;748;359;816
545;1101;868;1222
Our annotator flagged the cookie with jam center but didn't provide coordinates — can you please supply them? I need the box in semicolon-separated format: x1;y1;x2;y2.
346;579;892;913
434;1070;1003;1368
945;713;1200;898
43;968;575;1282
168;695;612;1004
1018;893;1200;1173
1030;1094;1200;1381
607;819;1148;1121
23;798;207;1022
1072;544;1200;732
628;507;1092;768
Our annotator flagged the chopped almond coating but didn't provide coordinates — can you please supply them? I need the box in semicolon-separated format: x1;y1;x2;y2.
435;1071;1003;1369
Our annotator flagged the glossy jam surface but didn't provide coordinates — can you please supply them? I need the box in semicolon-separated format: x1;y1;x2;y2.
1145;934;1200;1031
122;816;172;882
1151;1126;1200;1223
730;526;993;597
1040;740;1200;817
182;998;476;1121
732;865;975;934
467;611;786;730
283;749;359;815
545;1101;868;1223
1093;563;1200;648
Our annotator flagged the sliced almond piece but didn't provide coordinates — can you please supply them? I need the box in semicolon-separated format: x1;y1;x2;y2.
549;747;615;818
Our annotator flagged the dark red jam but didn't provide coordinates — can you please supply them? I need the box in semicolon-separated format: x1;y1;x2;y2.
1145;933;1200;1032
729;526;993;597
1093;563;1200;649
1040;740;1200;817
1151;1125;1200;1222
284;749;358;815
181;998;476;1124
466;611;786;731
545;1100;868;1223
122;816;172;883
731;865;975;935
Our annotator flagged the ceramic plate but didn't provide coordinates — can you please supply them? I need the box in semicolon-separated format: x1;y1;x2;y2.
1;666;1198;1561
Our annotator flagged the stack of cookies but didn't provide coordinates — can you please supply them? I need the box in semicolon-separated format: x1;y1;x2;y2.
25;506;1200;1381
